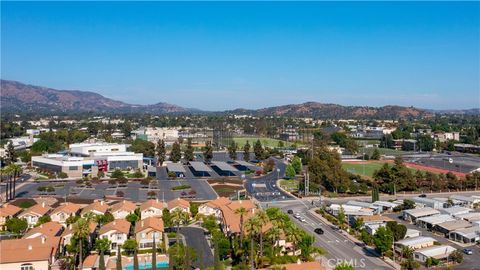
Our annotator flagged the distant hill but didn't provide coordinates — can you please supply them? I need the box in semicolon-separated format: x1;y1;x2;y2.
427;108;480;115
0;80;193;114
227;102;432;119
0;79;458;119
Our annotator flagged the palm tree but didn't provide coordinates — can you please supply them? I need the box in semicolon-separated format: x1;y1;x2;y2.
73;215;93;269
133;248;139;270
0;166;10;201
266;221;282;257
255;210;269;259
245;216;260;270
116;245;122;270
235;207;247;244
10;164;22;199
99;250;106;270
152;235;157;270
171;208;188;244
285;224;302;255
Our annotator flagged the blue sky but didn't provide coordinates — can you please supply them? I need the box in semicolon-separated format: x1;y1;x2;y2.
2;1;479;110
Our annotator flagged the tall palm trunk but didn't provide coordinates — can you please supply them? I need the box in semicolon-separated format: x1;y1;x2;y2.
5;176;9;202
78;238;83;270
9;175;13;200
250;237;255;270
12;171;17;198
259;232;264;259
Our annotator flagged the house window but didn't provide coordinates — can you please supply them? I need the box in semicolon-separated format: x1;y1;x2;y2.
116;234;123;240
141;233;145;239
21;264;33;270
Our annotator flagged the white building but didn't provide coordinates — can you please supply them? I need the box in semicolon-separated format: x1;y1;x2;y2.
132;127;179;144
98;219;131;252
413;245;456;263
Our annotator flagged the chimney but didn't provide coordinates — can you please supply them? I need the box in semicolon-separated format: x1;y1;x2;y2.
41;236;46;244
42;202;46;208
100;201;104;206
296;259;301;265
141;220;144;227
113;221;116;225
28;245;33;250
156;198;159;203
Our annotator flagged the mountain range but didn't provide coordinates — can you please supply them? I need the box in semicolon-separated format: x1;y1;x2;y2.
1;80;477;118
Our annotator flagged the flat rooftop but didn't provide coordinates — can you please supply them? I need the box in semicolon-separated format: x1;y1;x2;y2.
211;161;239;172
166;162;186;173
417;214;455;225
396;236;436;246
189;161;213;172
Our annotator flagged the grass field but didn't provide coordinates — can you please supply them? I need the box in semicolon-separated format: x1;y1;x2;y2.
233;137;297;148
279;179;299;192
359;147;408;157
342;162;435;177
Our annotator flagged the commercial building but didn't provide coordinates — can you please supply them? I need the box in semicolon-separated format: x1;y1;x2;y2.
31;143;143;178
132;127;179;145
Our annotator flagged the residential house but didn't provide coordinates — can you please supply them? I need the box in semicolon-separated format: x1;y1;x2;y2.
167;198;190;213
394;236;436;252
198;197;232;218
402;207;440;223
140;199;165;220
413;245;456;263
50;203;82;225
22;221;63;239
449;226;480;244
98;219;131;252
81;201;109;217
18;203;52;228
135;217;164;249
61;222;97;248
110;200;137;219
416;214;455;230
0;236;61;270
0;203;22;230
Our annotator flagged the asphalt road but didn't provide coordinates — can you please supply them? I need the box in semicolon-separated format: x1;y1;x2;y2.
270;200;393;270
244;157;295;202
178;227;214;268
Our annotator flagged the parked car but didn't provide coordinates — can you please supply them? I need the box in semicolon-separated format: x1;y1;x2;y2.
287;209;293;214
314;228;324;235
463;249;473;255
419;194;427;198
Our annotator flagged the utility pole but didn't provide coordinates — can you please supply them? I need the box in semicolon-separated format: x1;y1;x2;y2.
305;171;309;197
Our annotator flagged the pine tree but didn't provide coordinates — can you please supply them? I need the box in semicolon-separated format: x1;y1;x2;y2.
372;185;380;202
228;141;237;160
156;139;166;166
371;148;381;160
203;141;213;163
184;138;194;162
170;141;182;162
253;139;264;160
243;141;251;162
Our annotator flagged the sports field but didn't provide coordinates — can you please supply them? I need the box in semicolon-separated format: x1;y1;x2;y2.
342;161;440;178
232;137;297;148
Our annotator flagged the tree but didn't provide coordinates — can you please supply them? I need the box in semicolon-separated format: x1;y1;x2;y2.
243;141;251;162
36;215;52;226
152;234;157;270
337;206;346;226
170;141;182;162
386;221;407;241
371;148;381;160
129;139;155;157
73;216;93;270
235;206;248;245
99;250;106;270
380;134;394;149
156;139;166;166
213;240;222;270
373;226;393;256
184;138;194;162
126;213;139;225
5;217;27;234
285;164;296;179
228;140;237;160
116;245;122;270
111;169;124;179
95;238;111;253
253;139;264;160
133;248;139;270
450;250;464;264
291;156;302;174
334;263;355;270
5;141;17;165
203;141;213;163
162;209;172;227
58;171;68;179
372;185;380;202
122;239;138;255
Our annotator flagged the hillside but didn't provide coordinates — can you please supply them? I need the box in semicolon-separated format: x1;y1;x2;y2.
228;102;432;119
0;80;191;114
